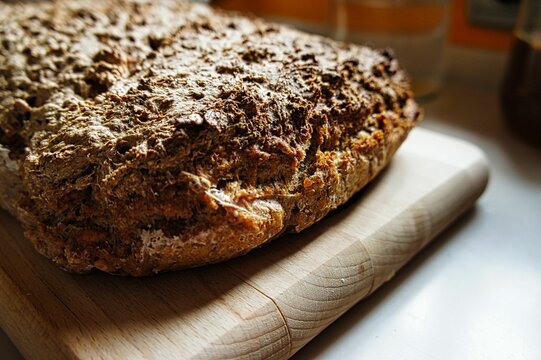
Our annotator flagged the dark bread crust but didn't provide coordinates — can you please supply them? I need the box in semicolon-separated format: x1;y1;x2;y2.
0;0;420;275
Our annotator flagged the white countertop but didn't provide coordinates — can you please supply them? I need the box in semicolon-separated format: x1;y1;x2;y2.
2;46;541;359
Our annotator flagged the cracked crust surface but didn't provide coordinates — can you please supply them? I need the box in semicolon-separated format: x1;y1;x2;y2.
0;0;420;275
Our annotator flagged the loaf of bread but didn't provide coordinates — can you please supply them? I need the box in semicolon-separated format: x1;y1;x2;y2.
0;0;420;275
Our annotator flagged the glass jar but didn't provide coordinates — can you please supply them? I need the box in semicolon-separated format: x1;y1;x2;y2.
332;0;450;100
500;0;541;148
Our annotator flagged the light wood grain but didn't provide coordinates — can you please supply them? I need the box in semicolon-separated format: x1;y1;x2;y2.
0;128;488;359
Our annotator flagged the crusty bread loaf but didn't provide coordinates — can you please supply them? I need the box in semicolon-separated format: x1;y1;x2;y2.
0;0;420;275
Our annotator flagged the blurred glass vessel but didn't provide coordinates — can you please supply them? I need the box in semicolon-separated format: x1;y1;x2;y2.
501;0;541;148
332;0;449;100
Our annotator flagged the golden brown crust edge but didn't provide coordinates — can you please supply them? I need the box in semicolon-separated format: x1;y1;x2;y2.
129;108;417;276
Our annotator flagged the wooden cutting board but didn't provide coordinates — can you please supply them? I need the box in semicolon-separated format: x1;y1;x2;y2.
0;128;489;360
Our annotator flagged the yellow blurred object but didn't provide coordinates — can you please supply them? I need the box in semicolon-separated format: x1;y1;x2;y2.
213;0;332;35
214;0;513;51
335;2;446;33
213;0;330;24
